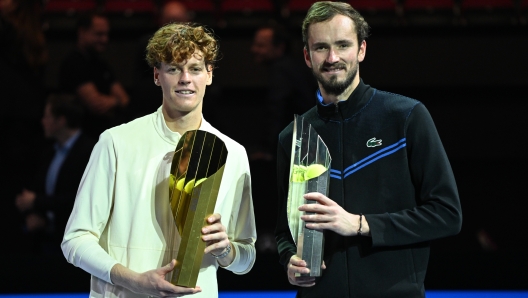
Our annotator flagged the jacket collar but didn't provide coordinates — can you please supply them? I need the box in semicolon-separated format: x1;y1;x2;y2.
316;79;373;120
154;106;212;145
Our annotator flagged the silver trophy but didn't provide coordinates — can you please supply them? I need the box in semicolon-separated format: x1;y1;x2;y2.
287;115;332;277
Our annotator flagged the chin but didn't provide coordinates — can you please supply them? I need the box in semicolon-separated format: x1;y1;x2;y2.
176;103;200;113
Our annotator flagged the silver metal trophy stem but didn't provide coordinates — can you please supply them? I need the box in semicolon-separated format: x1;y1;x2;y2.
287;115;331;277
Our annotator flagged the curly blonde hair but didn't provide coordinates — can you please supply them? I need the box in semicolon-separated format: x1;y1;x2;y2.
146;23;218;69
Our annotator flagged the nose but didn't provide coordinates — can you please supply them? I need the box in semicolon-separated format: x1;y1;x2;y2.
179;71;191;85
326;47;339;64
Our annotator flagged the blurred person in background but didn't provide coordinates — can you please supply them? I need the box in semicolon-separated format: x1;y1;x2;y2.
0;0;48;253
250;22;317;161
59;12;129;139
15;94;96;255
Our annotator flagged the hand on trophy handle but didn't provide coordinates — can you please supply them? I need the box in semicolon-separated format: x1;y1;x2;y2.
202;213;235;266
287;255;326;287
110;261;201;297
300;192;370;237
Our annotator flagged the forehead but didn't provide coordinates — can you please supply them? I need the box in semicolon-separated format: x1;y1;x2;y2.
307;14;357;44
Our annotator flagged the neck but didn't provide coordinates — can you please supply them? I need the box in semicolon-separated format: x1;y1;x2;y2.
320;74;360;105
162;105;202;135
56;128;79;146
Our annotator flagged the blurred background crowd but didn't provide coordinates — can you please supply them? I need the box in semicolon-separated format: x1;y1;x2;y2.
0;0;527;294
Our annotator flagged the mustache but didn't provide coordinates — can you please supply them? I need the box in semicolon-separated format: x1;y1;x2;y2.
320;62;347;71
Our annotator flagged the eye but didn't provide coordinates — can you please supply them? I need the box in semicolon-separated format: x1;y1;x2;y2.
191;67;202;73
314;45;327;51
168;66;181;73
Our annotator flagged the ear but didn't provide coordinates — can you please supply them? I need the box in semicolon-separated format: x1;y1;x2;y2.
153;67;160;85
206;65;213;85
303;47;312;69
358;40;366;63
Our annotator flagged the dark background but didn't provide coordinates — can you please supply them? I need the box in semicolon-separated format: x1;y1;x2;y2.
1;0;527;293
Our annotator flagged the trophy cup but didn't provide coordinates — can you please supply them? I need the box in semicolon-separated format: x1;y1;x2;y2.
168;130;228;287
287;115;331;277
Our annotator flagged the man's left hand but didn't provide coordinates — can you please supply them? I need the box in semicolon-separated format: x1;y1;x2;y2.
201;213;230;257
300;192;361;236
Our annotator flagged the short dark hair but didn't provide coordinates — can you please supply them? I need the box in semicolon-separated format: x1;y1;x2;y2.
76;11;108;31
46;93;84;129
302;1;370;51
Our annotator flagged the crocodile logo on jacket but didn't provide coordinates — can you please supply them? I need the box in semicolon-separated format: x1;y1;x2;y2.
366;137;382;147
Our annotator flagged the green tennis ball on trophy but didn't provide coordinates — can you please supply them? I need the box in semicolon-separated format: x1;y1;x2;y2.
195;177;206;187
184;178;207;193
292;165;307;182
176;177;185;191
169;174;176;190
292;173;304;182
294;165;307;172
304;164;327;180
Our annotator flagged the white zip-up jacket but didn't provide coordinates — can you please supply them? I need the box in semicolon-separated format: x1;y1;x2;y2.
62;107;256;297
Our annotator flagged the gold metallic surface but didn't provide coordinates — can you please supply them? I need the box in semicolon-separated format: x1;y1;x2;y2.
168;130;227;287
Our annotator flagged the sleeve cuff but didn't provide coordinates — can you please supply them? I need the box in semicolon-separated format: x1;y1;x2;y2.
220;241;255;275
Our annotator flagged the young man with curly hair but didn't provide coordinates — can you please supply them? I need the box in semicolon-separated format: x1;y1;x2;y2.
62;23;256;298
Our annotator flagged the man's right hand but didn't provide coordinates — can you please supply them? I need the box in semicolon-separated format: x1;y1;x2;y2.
111;260;201;297
287;255;325;287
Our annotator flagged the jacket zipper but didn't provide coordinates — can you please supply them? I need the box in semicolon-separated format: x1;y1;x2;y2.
335;102;350;296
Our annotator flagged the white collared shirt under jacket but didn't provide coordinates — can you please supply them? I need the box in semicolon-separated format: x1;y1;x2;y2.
62;107;257;297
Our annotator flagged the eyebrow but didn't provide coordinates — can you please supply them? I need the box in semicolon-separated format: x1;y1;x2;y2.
311;42;328;49
335;39;354;45
167;62;204;68
311;39;354;48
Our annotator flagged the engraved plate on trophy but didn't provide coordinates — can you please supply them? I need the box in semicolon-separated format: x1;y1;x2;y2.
287;115;331;277
168;130;228;287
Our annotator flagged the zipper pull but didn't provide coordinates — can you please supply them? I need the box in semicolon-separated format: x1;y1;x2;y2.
334;103;339;114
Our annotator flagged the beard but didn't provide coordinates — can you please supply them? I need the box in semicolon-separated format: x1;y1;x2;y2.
312;61;357;96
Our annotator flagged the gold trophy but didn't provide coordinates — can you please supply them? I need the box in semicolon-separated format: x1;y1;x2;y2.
168;130;228;287
287;115;331;277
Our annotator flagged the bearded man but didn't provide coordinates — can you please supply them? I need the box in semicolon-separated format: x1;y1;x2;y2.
275;2;462;298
